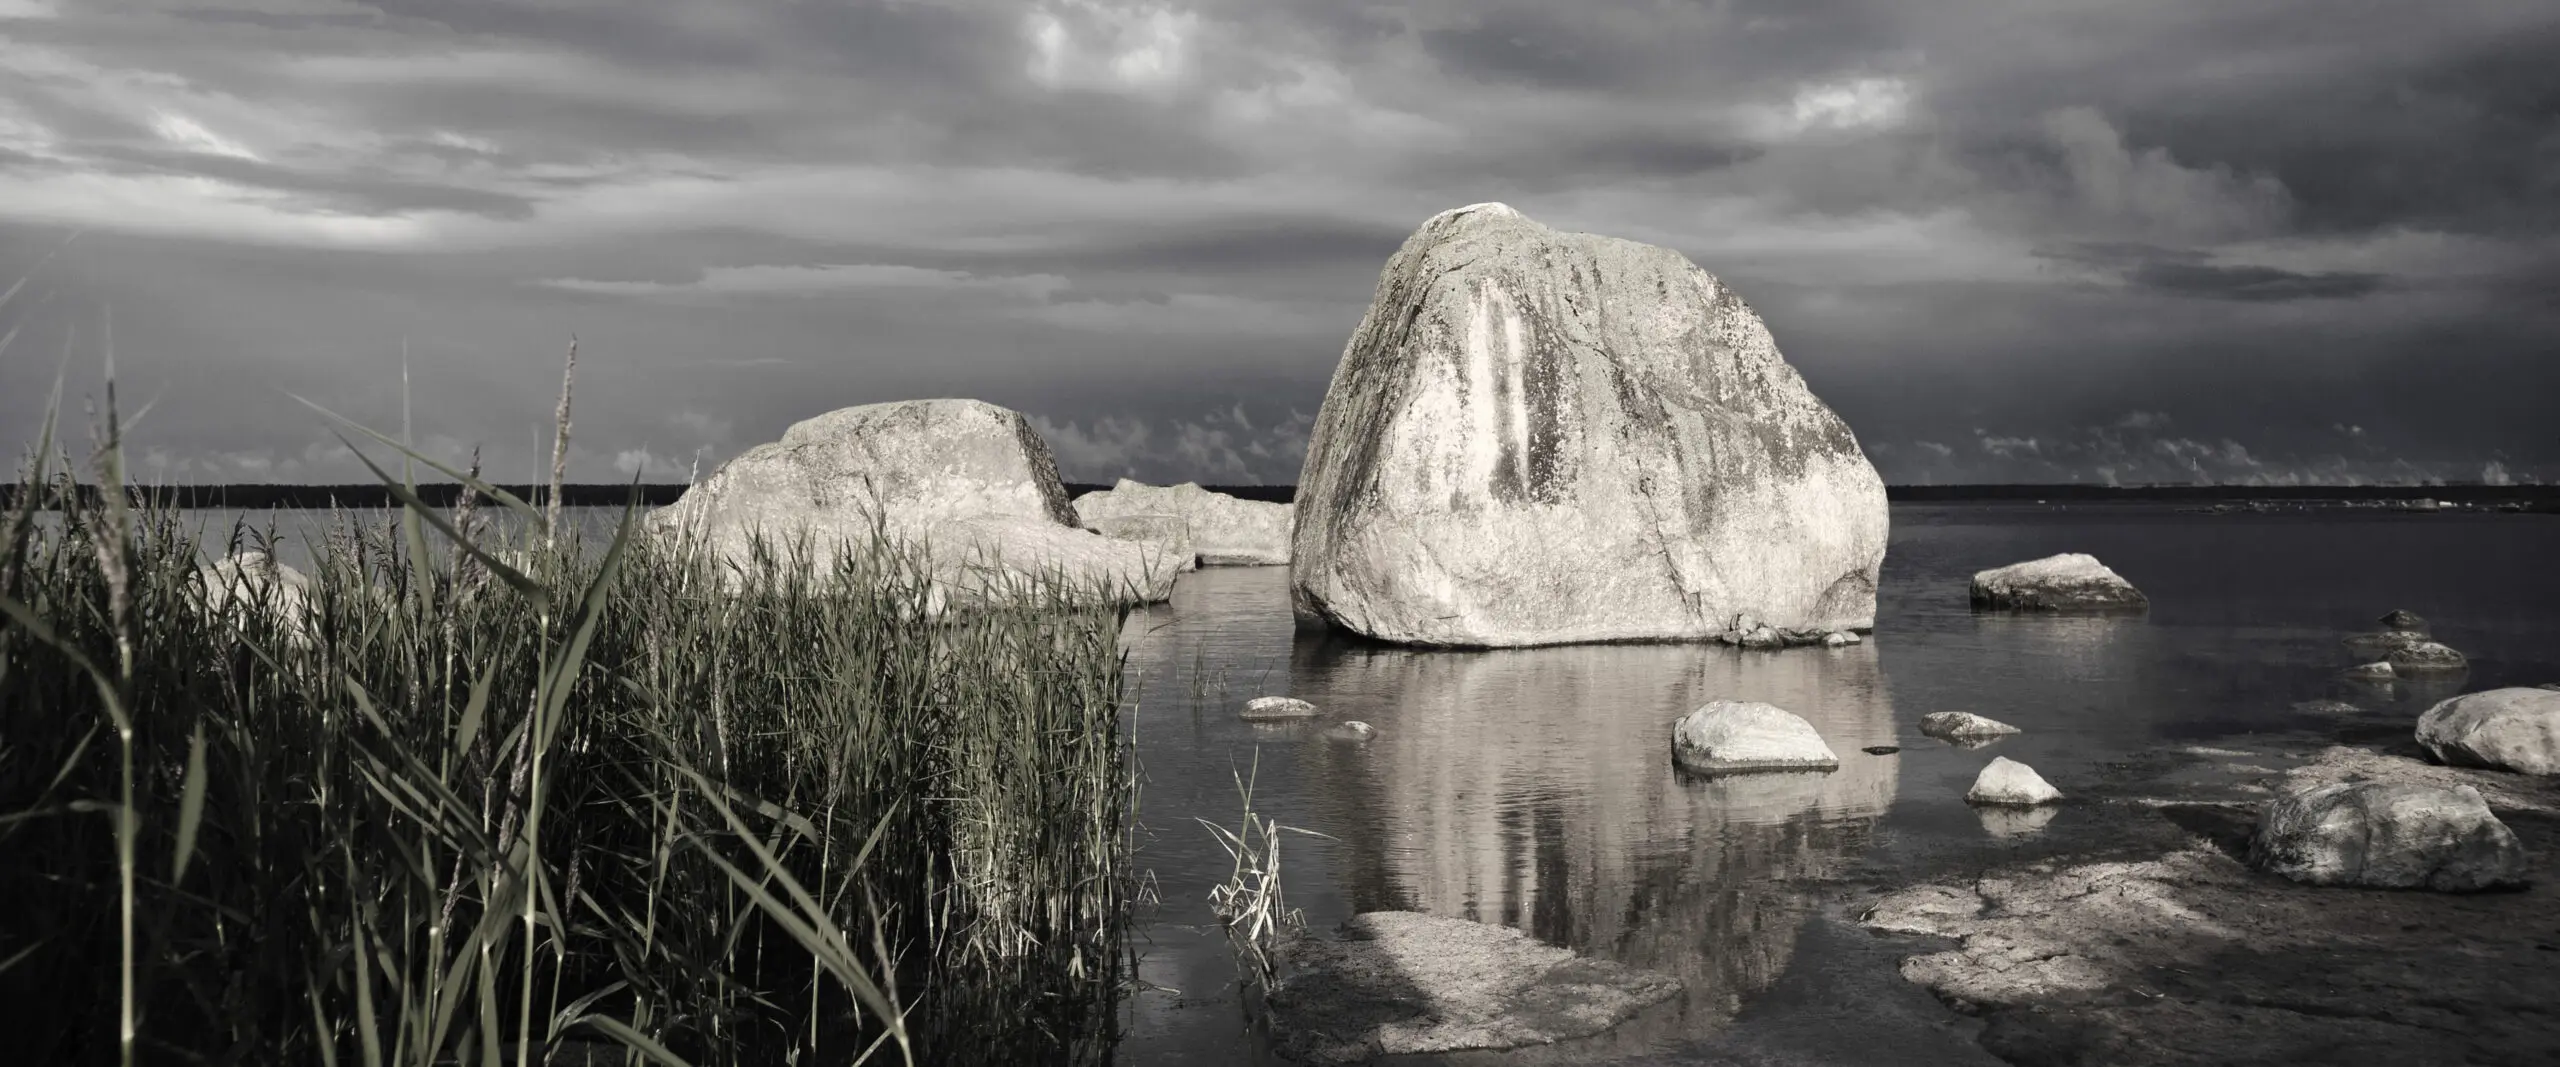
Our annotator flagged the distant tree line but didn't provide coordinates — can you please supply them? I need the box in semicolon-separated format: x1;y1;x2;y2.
3;481;2551;510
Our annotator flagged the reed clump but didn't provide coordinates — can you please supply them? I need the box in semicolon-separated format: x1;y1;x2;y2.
0;406;1137;1065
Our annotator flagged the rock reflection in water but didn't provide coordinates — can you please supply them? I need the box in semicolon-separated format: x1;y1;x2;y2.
1283;635;1900;1049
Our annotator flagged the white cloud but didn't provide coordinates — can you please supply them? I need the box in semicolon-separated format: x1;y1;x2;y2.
1023;1;1200;93
150;110;263;161
538;263;1071;300
2039;106;2291;241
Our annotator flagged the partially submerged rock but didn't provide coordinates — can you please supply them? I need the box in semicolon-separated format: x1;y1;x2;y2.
1288;202;1889;648
2248;781;2527;891
2386;640;2468;675
1240;696;1322;722
2378;608;2429;633
2341;660;2396;681
1072;479;1292;566
1671;701;1841;774
1918;711;2022;741
649;399;1182;607
1967;756;2062;806
1324;720;1379;743
1968;553;2147;611
1264;911;1682;1065
2417;687;2560;775
2342;629;2430;658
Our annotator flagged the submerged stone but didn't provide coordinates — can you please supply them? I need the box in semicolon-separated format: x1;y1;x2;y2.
1288;202;1888;648
1241;696;1322;722
2341;660;2396;682
2343;630;2430;658
1324;720;1379;743
1918;711;2022;741
2387;640;2469;675
1265;911;1682;1065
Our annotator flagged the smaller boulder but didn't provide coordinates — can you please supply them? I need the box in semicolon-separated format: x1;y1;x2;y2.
200;550;312;623
2416;688;2560;775
2378;609;2428;633
1240;696;1322;722
1324;721;1378;743
1823;631;1850;648
1671;701;1840;774
1918;711;2022;741
1968;553;2146;611
2248;781;2527;891
2387;641;2468;675
1966;757;2061;807
1739;626;1784;649
2341;661;2396;682
2343;630;2430;658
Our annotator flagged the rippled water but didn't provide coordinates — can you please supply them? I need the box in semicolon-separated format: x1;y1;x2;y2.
1114;504;2560;1064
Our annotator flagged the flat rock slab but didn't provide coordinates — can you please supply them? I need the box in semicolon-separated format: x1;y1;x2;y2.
1241;696;1322;722
1266;911;1681;1065
1862;744;2560;1066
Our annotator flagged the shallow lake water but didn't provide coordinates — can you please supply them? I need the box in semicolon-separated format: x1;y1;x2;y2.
1110;503;2560;1064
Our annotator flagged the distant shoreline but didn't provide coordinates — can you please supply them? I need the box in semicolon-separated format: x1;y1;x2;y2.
1;481;2553;510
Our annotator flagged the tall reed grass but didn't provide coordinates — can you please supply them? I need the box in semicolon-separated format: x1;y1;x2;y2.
0;393;1138;1065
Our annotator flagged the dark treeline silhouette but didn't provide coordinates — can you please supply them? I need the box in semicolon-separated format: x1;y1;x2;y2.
5;482;2552;510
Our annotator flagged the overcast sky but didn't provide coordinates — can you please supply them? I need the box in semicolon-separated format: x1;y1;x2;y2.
2;0;2554;487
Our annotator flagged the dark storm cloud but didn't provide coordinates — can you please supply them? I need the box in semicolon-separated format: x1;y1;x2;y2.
1;0;2554;487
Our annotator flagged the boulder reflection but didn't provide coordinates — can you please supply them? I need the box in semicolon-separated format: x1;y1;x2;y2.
1284;634;1900;1044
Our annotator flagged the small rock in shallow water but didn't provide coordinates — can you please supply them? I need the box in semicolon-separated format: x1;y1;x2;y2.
2342;630;2430;658
2387;640;2468;674
1968;553;2146;611
2292;700;2363;715
2249;780;2526;891
1265;911;1682;1064
2416;687;2560;774
1323;721;1377;743
1967;757;2062;806
1823;631;1850;647
1862;745;1901;755
1240;696;1321;722
2341;660;2396;682
1918;711;2022;741
1671;701;1839;773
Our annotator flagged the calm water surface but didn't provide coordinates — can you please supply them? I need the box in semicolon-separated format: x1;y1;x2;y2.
1113;504;2560;1065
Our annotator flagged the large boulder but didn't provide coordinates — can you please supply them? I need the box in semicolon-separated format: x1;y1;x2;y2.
1265;911;1682;1064
1073;479;1290;565
1968;553;2147;611
2416;688;2560;775
1288;203;1888;648
649;399;1182;606
1671;701;1840;774
2247;781;2527;891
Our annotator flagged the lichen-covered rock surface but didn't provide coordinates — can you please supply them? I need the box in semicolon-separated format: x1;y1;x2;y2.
1289;203;1888;647
1264;911;1682;1064
650;399;1182;606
